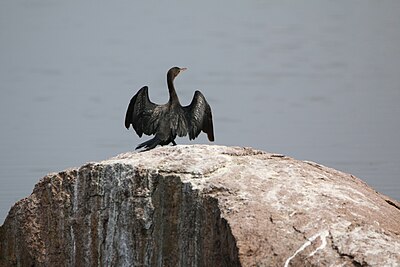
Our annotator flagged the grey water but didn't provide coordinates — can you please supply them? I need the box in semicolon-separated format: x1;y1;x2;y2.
1;0;400;224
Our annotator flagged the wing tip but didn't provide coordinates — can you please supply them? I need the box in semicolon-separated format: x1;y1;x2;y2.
207;132;215;142
124;115;131;129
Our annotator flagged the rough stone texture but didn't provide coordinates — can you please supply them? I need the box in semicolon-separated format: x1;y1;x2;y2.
1;145;399;267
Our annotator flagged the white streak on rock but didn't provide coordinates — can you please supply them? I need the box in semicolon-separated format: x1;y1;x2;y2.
73;172;79;213
71;171;79;265
284;230;329;267
70;225;76;266
308;230;329;257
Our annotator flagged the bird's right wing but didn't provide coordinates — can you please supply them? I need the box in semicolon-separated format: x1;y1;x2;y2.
125;86;161;137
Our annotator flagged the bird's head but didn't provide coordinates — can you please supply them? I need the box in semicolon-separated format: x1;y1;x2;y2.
167;66;187;81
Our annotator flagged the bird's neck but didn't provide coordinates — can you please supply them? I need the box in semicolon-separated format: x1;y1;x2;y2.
167;78;180;104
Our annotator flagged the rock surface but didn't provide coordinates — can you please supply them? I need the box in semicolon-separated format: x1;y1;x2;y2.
1;145;400;266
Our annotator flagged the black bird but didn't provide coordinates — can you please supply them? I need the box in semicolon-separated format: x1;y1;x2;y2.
125;67;214;151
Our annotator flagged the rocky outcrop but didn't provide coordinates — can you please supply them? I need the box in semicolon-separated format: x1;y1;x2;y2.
1;145;399;266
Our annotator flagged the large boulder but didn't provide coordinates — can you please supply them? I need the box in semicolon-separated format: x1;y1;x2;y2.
1;145;399;266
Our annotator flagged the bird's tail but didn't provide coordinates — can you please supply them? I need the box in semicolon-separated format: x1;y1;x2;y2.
136;136;161;151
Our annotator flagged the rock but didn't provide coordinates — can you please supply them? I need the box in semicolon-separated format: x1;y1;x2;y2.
1;145;399;266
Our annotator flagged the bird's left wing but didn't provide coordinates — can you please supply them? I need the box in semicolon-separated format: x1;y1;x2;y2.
125;86;161;137
183;90;214;141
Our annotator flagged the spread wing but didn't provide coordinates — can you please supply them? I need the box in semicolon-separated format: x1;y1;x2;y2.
183;90;214;141
125;86;162;137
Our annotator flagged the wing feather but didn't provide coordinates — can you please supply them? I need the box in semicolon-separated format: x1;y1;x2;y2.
183;90;214;141
124;86;161;137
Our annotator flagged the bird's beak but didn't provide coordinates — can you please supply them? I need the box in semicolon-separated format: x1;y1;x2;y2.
179;67;187;72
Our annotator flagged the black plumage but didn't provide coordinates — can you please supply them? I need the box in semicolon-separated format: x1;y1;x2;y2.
125;67;214;151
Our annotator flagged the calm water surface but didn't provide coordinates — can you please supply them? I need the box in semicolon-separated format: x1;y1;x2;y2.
1;1;400;223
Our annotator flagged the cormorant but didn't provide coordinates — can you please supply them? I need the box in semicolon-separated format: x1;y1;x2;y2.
125;67;214;151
